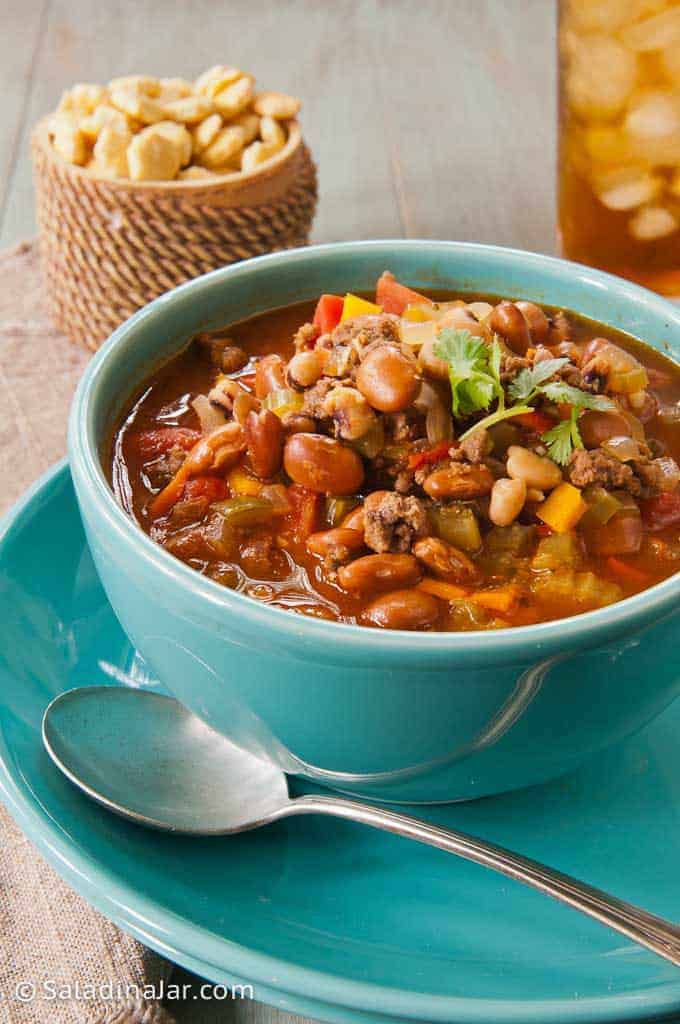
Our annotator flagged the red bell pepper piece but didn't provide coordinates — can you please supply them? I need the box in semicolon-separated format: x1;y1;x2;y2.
312;294;344;335
375;271;433;316
183;476;229;503
137;427;201;458
514;410;557;433
606;557;650;585
640;491;680;532
285;484;321;542
407;441;452;471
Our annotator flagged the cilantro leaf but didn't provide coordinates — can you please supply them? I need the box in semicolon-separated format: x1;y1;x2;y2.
507;358;569;403
541;408;585;465
539;382;616;411
434;329;501;418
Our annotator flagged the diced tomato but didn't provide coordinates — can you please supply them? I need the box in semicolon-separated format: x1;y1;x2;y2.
137;427;201;458
536;523;553;537
640;491;680;532
183;476;229;503
407;441;452;471
375;271;433;316
606;557;650;585
312;294;344;335
285;484;321;542
514;410;557;433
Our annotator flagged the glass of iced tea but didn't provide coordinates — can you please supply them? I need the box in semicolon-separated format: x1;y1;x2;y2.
558;0;680;296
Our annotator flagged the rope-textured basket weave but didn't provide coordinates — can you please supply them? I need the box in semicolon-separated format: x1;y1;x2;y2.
32;119;318;350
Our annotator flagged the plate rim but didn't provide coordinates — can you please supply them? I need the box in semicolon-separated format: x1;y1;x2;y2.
0;459;679;1024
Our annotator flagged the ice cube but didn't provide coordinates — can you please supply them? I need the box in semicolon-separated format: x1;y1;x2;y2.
567;35;638;118
593;166;662;209
583;125;636;164
620;6;680;51
628;204;678;239
625;89;680;139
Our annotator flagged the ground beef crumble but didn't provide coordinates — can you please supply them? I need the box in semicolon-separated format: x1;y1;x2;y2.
363;491;429;553
330;314;401;350
568;449;641;495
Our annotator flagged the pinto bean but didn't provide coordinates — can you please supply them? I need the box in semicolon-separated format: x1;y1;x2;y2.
515;301;550;345
255;354;286;398
306;528;365;560
488;301;531;354
355;346;419;412
341;505;366;533
283;433;364;494
280;412;317;435
423;464;494;499
579;410;631;449
361;589;439;630
506;446;562;491
245;409;283;479
337;553;422;594
184;422;246;475
489;477;527;526
436;306;485;337
287;350;327;389
413;536;480;583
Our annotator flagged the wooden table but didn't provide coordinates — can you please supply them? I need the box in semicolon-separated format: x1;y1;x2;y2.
0;3;558;1021
0;0;556;253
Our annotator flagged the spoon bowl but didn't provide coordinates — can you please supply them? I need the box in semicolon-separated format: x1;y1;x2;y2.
43;685;680;967
43;687;290;833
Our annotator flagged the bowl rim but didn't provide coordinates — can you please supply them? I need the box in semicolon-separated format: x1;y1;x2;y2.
68;239;680;659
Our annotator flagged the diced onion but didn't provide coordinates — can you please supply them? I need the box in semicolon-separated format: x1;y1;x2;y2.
261;388;303;418
426;403;454;444
400;320;438;348
601;435;642;462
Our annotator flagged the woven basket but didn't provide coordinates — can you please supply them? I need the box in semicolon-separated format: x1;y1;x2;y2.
32;118;318;350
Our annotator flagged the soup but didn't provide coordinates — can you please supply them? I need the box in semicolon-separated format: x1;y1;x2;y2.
109;272;680;631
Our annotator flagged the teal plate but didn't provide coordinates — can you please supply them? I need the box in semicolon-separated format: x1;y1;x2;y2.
1;461;679;1024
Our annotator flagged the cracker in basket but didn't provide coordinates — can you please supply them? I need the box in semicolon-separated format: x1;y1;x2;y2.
195;65;242;98
51;113;88;166
178;165;218;180
92;123;132;178
58;83;107;117
232;112;260;145
80;104;129;142
259;115;286;148
199;125;246;170
241;140;280;173
109;75;161;97
158;78;193;104
154;121;192;166
213;76;254;119
162;95;214;125
110;86;166;125
127;125;184;181
191;113;223;155
253;91;301;120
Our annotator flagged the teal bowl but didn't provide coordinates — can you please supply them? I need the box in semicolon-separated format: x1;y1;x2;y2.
68;241;680;803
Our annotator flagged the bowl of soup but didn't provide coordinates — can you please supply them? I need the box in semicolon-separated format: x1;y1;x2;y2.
69;241;680;802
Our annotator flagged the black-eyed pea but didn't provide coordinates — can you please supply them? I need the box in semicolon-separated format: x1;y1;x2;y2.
506;445;562;490
214;76;254;118
287;350;327;388
361;589;439;630
253;91;301;119
489;477;527;527
337;554;421;594
515;301;550;345
488;301;531;354
355;346;419;412
323;386;377;441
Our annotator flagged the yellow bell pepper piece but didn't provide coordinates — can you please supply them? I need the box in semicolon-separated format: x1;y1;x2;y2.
228;465;262;497
402;303;431;322
340;293;382;321
536;482;587;534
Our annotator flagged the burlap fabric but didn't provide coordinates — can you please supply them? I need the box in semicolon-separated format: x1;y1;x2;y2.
0;242;307;1024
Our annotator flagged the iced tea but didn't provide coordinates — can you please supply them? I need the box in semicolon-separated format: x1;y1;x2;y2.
559;0;680;295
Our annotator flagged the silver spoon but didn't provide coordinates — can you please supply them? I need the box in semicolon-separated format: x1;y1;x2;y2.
43;686;680;967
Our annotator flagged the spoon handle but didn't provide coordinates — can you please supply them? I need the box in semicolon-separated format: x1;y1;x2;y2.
288;794;680;967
